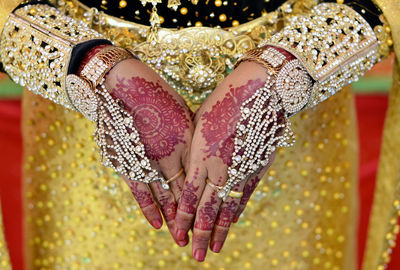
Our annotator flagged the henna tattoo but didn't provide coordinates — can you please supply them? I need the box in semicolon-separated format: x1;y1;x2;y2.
195;195;219;231
216;200;238;227
153;184;177;221
201;79;265;165
240;176;261;206
158;196;177;222
179;168;200;214
111;76;189;161
129;182;153;208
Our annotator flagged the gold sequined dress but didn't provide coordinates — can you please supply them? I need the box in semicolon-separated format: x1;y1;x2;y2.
0;0;399;269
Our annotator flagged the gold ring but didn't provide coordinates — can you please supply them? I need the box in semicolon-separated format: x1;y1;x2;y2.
206;178;244;199
227;190;244;199
165;168;184;184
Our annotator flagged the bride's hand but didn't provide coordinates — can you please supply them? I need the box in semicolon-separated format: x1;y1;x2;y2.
104;58;194;245
174;61;282;261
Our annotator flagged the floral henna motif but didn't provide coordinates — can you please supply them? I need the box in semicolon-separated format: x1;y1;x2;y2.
200;79;265;165
240;176;261;206
129;182;154;209
216;200;238;227
179;168;200;214
195;195;219;231
158;196;177;222
111;76;189;161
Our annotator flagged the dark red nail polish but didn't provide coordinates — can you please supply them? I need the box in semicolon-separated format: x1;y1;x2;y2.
177;229;187;241
152;219;162;229
211;242;223;253
194;249;206;261
177;240;188;247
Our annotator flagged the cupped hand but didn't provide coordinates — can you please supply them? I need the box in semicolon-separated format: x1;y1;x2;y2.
174;61;282;261
104;58;194;244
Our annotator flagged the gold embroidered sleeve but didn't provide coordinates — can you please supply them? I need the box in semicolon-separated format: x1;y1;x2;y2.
0;4;106;109
261;3;381;108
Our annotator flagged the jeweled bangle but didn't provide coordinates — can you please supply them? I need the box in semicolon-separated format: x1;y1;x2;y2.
261;3;379;109
236;46;313;115
80;46;134;88
0;4;107;109
66;46;134;120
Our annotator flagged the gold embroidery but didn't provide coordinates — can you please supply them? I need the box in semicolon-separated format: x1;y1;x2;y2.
0;4;105;108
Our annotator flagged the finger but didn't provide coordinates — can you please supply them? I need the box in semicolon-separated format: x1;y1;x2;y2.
169;170;185;203
159;160;185;204
149;181;177;233
126;179;163;229
192;183;222;262
210;180;247;253
232;166;271;223
178;145;191;202
175;165;208;242
233;152;277;222
190;152;229;260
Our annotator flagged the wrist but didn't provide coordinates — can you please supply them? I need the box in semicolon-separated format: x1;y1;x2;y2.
77;44;112;75
236;46;313;115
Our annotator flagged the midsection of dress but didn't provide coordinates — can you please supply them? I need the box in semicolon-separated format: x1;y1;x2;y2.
22;82;358;270
54;0;383;110
20;1;361;269
78;0;285;28
56;0;302;109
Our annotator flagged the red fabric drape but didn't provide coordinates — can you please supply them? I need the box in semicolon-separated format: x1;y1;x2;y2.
0;99;23;270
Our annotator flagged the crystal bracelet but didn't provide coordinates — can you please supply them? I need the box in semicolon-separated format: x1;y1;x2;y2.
66;46;169;189
219;47;312;200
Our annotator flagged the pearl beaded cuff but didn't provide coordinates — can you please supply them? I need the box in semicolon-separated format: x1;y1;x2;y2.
0;4;106;109
261;3;379;108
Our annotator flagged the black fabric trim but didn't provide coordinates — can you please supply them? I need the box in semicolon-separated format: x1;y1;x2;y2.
68;39;112;75
79;0;287;28
324;0;383;28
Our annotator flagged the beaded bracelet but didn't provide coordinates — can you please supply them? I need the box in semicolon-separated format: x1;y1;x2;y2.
218;46;311;200
66;46;170;189
236;46;313;115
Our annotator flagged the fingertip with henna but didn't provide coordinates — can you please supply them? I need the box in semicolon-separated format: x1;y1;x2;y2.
176;228;187;241
152;219;163;229
193;248;206;262
211;241;223;253
177;235;189;247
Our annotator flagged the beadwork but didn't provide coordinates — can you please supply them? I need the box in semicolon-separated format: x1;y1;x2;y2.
219;68;295;200
66;75;98;121
54;0;308;105
236;46;313;115
94;82;167;188
261;3;379;108
66;46;134;122
219;49;305;200
0;4;105;109
276;59;313;115
67;46;170;189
